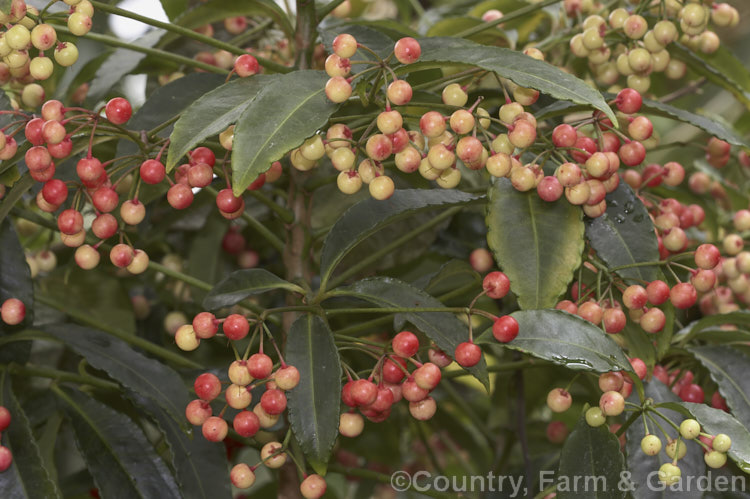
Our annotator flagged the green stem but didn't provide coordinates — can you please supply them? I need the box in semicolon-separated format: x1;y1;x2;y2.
247;190;295;224
316;0;347;19
327;206;463;289
88;0;291;73
325;306;469;315
35;294;202;369
9;364;119;390
54;25;227;74
615;409;643;437
454;0;564;38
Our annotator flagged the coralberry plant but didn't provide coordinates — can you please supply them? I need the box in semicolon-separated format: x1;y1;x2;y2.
0;0;749;496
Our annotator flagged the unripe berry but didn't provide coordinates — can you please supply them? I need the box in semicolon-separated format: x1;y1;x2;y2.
599;390;625;416
300;474;327;499
409;397;437;421
325;76;351;103
185;399;212;426
679;419;701;440
368;175;394;200
393;37;421;64
641;434;662;456
230;463;256;489
225;384;252;410
175;324;200;351
713;434;732;453
640;307;666;334
332;33;357;59
658;463;681;486
585;407;606;427
546;388;572;413
705;450;727;469
234;54;259;77
228;360;252;385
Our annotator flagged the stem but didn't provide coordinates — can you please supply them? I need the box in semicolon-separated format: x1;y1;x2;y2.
247;190;295;224
87;0;291;74
325;306;470;315
53;26;227;74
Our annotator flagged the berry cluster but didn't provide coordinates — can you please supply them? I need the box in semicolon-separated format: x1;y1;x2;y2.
0;0;91;109
0;405;11;472
567;2;740;93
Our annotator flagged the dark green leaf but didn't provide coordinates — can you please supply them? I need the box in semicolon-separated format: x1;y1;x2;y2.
186;210;228;301
478;309;632;373
166;74;277;169
585;183;660;284
620;320;656;368
486;178;584;310
338;277;490;388
417;259;480;297
0;372;61;498
557;411;625;499
689;345;750;430
674;312;750;344
231;70;338;194
88;29;165;103
55;387;181;499
174;0;293;38
0;219;32;364
0;174;32;223
671;44;750;108
160;0;187;20
625;381;705;499
285;314;341;475
658;402;750;473
38;267;136;335
320;189;481;289
117;72;227;158
44;324;189;430
416;37;615;121
203;269;303;310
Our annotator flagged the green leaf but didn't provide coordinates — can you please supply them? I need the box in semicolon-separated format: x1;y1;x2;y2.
479;309;632;373
625;381;705;499
230;70;338;194
658;401;750;474
160;0;187;20
174;0;293;39
166;74;277;170
203;269;303;310
674;312;750;344
486;178;584;310
338;277;490;388
671;44;750;109
55;387;181;499
689;345;750;430
88;29;165;103
620;320;656;368
44;324;189;430
320;189;481;289
417;259;480;297
415;37;616;121
0;174;32;223
118;72;226;158
557;411;625;499
186;210;228;301
38;267;136;335
585;182;660;284
285;314;341;475
0;219;32;364
0;372;61;498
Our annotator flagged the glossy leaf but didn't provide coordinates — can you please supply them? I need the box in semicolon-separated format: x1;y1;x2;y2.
658;401;750;473
321;189;481;289
625;381;705;499
44;324;188;429
88;29;165;103
231;70;338;194
118;73;226;158
416;37;615;121
174;0;293;38
338;277;490;388
56;387;181;499
38;267;136;335
160;0;187;20
486;178;584;310
674;311;750;344
557;411;625;499
0;372;61;498
166;74;277;169
478;309;632;373
204;268;303;309
0;219;32;364
586;183;660;284
689;345;750;429
285;314;341;475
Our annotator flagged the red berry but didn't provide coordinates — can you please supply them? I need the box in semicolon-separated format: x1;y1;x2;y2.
392;331;419;358
629;358;647;379
616;88;642;114
223;314;249;340
670;283;697;309
92;213;118;239
695;244;720;269
679;383;705;403
140;159;165;184
492;315;519;343
25;118;44;145
393;37;421;64
382;357;407;383
571;136;597;163
619;141;646;167
234;54;259;77
454;342;481;367
602;308;626;333
0;446;12;472
341;380;356;407
483;271;510;299
194;373;222;401
167;183;194;209
0;406;10;431
248;353;273;379
42;178;67;205
190;147;215;167
185;399;212;426
57;209;83;235
646;280;670;305
260;389;287;415
105;97;132;125
1;299;25;326
413;362;441;390
76;157;103;183
216;188;243;213
711;391;729;412
364;387;394;413
201;416;228;442
233;410;261;437
92;187;119;213
192;312;217;339
350;379;378;406
552;124;577;148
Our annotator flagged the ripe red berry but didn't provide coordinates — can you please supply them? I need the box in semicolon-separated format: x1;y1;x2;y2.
248;353;273;379
192;312;218;339
25;145;52;171
619;141;646;167
194;373;222;401
167;183;194;210
483;271;510;299
190;147;216;167
401;377;429;402
233;410;261;437
602;308;626;333
105;97;132;125
364;387;394;413
350;379;378;406
646;280;670;305
0;446;12;472
616;88;642;114
201;416;228;442
223;314;249;340
492;315;519;343
140;159;165;184
629;357;647;380
92;187;119;213
413;362;441;390
392;331;419;358
109;244;134;268
341;380;356;407
76;157;103;183
91;213;118;239
552;124;577;148
57;209;83;235
0;406;10;431
25;118;44;145
234;54;259;77
42;178;67;205
670;283;697;309
382;357;407;384
216;188;243;213
695;244;720;270
679;383;705;403
260;389;287;415
454;342;481;367
185;399;212;426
